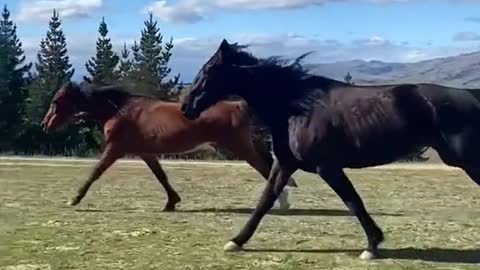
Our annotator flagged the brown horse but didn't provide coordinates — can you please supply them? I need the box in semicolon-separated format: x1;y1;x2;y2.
41;82;297;211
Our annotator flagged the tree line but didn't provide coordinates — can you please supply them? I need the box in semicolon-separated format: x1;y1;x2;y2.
0;6;187;157
0;5;428;161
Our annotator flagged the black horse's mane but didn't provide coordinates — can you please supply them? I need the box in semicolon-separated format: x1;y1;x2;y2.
228;43;259;65
227;45;350;115
230;45;347;95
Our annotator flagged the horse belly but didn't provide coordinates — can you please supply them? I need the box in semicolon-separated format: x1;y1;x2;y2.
153;140;214;154
144;133;213;154
296;127;428;169
341;133;428;168
114;125;211;155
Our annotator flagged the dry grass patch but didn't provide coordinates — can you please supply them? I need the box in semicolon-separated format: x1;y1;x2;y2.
0;160;479;269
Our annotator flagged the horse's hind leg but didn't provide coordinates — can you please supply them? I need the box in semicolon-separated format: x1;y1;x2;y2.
217;131;294;210
68;144;123;206
318;168;384;260
141;154;181;211
463;168;480;185
434;131;480;186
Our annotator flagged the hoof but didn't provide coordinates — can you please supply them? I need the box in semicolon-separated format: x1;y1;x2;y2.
224;241;242;252
359;250;377;260
67;197;80;206
162;205;176;212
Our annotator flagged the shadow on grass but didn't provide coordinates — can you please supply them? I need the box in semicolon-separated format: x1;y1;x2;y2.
244;247;480;264
177;208;401;217
73;208;139;213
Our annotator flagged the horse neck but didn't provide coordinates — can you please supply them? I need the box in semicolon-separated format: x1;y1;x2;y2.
236;71;303;128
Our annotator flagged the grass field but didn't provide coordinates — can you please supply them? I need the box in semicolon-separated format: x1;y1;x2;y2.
1;159;479;270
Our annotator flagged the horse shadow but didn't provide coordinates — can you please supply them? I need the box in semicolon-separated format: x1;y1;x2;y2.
69;206;401;217
177;208;401;217
244;247;480;264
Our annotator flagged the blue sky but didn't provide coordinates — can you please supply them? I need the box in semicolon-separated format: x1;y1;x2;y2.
5;0;480;82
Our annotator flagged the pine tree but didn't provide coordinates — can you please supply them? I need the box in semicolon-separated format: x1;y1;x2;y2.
18;10;102;156
0;4;32;151
117;43;132;80
125;41;142;88
131;40;141;66
28;9;74;121
85;17;119;84
132;13;180;98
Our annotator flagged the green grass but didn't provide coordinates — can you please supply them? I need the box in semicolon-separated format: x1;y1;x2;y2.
1;160;479;270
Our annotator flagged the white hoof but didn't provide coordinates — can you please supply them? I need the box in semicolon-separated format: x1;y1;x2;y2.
224;241;242;252
359;250;377;260
67;198;77;206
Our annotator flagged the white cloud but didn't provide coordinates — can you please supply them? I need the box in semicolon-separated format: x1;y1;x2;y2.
15;0;103;22
21;33;133;80
169;33;479;80
453;31;480;42
19;32;479;82
144;0;419;23
143;1;206;23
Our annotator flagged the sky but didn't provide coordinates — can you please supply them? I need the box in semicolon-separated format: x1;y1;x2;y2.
5;0;480;82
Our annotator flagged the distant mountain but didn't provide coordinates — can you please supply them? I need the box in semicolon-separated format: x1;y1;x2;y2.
306;51;480;88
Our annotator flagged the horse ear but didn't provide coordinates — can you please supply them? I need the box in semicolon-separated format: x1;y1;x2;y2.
219;39;230;52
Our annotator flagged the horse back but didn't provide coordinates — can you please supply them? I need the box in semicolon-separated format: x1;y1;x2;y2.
288;84;437;168
103;98;248;153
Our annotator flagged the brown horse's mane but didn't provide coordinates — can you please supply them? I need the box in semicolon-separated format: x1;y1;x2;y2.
72;81;157;111
78;81;143;98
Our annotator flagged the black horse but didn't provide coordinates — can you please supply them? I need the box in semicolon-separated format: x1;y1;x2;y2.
181;39;480;260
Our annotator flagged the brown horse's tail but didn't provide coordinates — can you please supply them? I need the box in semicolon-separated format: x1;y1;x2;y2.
237;100;298;188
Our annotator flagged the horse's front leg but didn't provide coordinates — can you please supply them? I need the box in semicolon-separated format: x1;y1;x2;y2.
68;144;123;206
224;159;297;251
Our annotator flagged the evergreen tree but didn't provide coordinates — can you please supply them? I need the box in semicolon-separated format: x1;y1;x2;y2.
124;41;142;89
85;17;119;84
132;13;180;98
131;40;141;66
0;4;31;151
344;72;353;85
117;42;132;80
28;9;74;121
